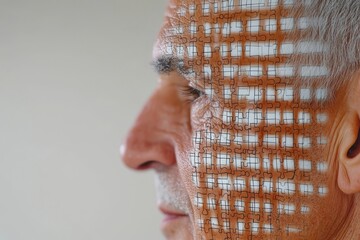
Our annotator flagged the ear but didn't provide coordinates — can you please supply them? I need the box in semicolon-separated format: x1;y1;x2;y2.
337;79;360;194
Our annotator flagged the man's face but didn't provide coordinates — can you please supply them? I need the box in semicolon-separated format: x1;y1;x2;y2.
122;0;347;239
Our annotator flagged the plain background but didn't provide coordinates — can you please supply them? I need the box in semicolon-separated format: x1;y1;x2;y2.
0;0;168;239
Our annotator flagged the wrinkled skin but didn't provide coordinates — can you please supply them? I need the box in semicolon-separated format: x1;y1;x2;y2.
122;0;360;239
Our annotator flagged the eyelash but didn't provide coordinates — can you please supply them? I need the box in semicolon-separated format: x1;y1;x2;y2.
181;85;203;102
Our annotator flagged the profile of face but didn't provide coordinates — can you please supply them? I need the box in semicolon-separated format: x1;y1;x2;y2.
122;0;360;239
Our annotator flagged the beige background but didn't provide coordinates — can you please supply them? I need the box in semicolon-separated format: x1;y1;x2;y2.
0;0;168;239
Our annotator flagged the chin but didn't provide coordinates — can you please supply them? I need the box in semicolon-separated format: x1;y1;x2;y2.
161;215;193;240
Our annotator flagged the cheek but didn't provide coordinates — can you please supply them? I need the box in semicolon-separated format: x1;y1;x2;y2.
179;92;334;239
173;96;224;220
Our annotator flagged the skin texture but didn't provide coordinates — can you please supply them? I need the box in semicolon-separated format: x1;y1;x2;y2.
122;0;360;239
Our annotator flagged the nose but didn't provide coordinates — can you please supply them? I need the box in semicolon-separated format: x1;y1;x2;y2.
121;86;179;170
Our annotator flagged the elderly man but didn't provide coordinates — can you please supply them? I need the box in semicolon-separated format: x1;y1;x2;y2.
121;0;360;239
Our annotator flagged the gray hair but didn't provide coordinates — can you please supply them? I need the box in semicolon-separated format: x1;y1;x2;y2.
302;0;360;97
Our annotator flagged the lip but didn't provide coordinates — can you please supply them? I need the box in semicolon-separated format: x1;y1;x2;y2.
158;205;188;225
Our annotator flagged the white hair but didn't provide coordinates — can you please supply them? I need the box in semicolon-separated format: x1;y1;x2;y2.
300;0;360;98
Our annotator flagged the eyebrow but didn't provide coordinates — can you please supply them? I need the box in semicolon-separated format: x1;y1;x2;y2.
151;55;188;75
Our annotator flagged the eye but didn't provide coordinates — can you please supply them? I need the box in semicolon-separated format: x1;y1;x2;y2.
180;85;204;102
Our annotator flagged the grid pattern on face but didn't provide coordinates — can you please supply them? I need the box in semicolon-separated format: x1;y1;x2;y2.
164;0;329;239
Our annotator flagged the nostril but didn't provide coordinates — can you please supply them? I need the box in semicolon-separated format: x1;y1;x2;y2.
138;161;158;170
347;129;360;158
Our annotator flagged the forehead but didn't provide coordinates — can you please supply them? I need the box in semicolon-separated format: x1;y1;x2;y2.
155;0;329;108
157;1;293;65
156;0;328;93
